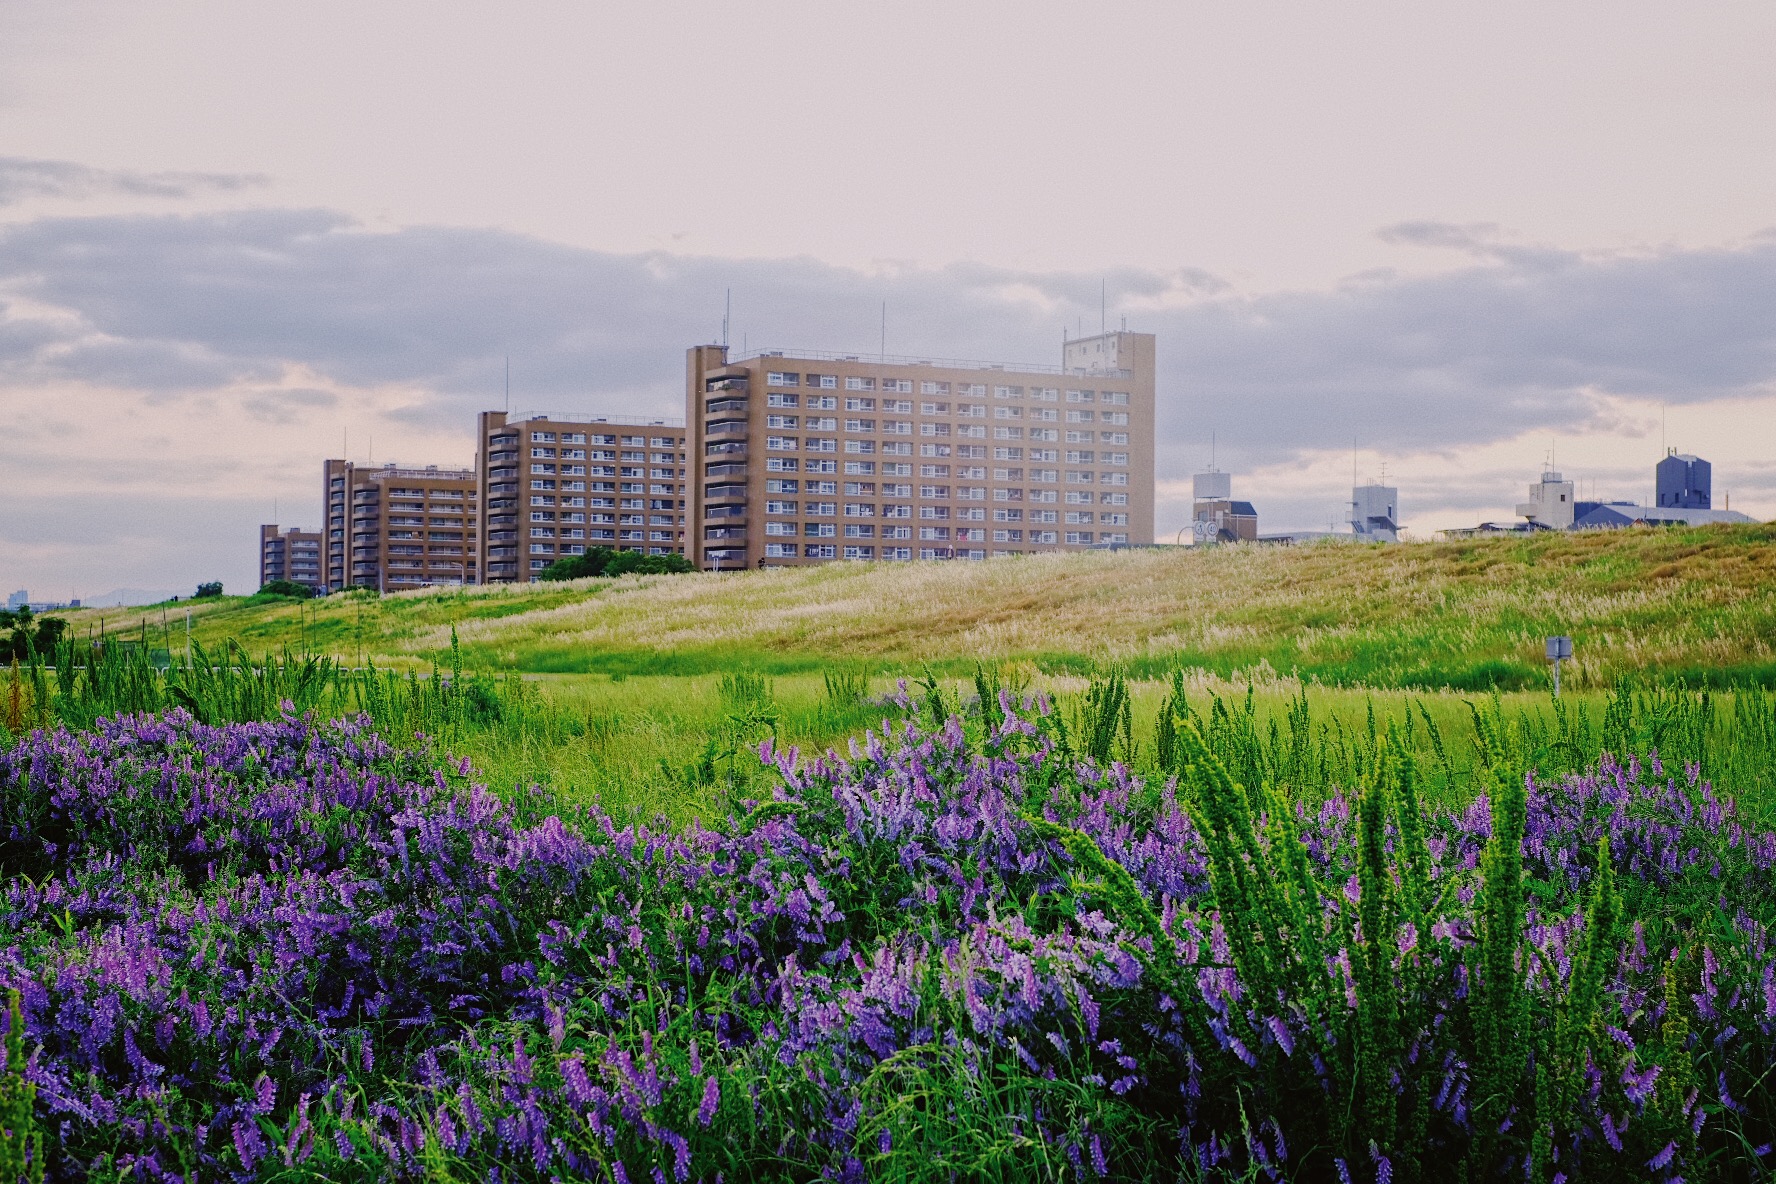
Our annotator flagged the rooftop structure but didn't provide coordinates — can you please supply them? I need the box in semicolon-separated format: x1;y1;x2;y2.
1656;451;1711;509
685;331;1155;569
1515;469;1575;530
1351;483;1400;543
1189;465;1256;544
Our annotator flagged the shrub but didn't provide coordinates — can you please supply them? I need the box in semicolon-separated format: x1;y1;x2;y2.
256;579;316;599
538;548;695;581
193;582;223;599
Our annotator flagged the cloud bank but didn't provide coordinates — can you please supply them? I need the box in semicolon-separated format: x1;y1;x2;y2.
2;198;1774;592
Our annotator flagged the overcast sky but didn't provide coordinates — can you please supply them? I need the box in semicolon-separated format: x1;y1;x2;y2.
3;1;1775;599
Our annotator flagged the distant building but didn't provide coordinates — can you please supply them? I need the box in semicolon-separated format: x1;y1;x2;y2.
1351;483;1400;543
475;413;687;583
1515;469;1575;530
1191;470;1257;543
5;590;25;611
1440;521;1555;540
324;460;480;593
1488;450;1756;536
684;330;1154;570
1656;451;1711;509
259;525;324;592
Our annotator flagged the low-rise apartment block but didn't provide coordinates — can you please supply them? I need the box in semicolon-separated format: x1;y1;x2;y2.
259;525;324;591
686;331;1155;569
321;460;479;592
474;412;689;583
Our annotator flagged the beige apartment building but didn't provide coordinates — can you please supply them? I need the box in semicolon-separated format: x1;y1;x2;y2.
259;525;324;591
321;460;479;592
474;412;689;583
686;331;1155;569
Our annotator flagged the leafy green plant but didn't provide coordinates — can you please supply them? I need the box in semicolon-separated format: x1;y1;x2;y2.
0;991;42;1184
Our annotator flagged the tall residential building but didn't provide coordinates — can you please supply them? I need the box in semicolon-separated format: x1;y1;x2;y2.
685;331;1156;569
322;460;479;592
474;412;689;583
259;525;324;591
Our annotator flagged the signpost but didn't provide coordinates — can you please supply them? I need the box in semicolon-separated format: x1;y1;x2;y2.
1545;635;1573;697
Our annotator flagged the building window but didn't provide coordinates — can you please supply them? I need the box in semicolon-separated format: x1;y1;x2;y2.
843;545;875;560
767;393;799;407
765;542;799;557
767;371;800;386
806;543;837;558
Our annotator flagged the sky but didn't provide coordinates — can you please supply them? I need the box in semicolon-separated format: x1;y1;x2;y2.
3;1;1775;600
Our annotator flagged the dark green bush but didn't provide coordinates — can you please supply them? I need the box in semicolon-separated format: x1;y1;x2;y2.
538;548;695;581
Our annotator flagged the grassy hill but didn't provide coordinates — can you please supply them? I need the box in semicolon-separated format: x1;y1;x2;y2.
56;522;1776;690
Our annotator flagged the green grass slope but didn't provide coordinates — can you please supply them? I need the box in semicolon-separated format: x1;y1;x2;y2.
57;523;1776;690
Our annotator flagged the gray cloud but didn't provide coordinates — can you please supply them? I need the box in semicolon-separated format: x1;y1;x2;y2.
2;208;1775;490
0;157;269;206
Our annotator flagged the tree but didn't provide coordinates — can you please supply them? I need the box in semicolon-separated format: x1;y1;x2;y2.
0;609;66;663
194;582;223;599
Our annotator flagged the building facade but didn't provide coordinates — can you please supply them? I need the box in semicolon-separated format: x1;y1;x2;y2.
259;525;324;591
1656;452;1711;509
1350;483;1400;543
474;412;689;583
685;331;1155;569
322;460;479;592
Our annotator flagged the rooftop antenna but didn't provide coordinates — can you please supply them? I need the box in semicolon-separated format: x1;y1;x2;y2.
504;355;510;413
881;301;886;362
1210;431;1217;471
1100;279;1106;334
1662;402;1667;455
722;289;730;349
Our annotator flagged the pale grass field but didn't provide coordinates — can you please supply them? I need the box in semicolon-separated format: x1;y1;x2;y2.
52;522;1776;689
